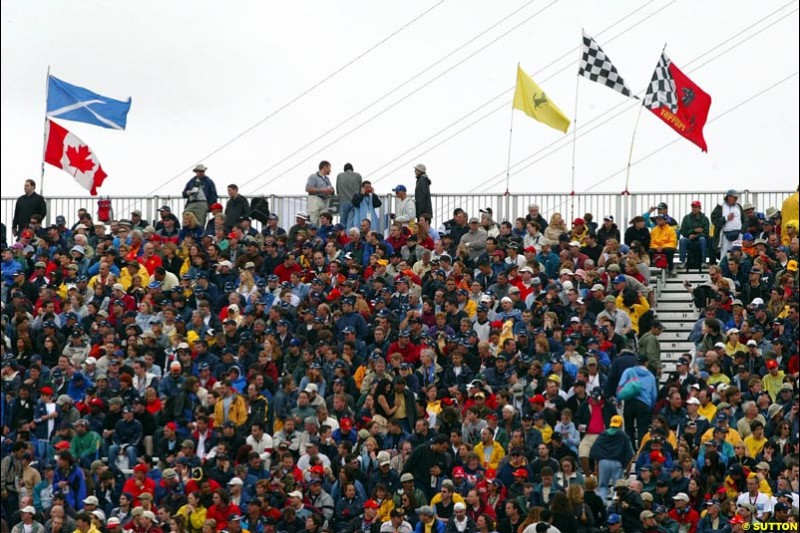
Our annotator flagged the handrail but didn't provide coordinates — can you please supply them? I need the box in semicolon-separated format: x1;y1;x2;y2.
0;190;790;237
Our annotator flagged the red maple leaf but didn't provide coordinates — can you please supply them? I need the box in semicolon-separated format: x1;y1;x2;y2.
65;145;96;174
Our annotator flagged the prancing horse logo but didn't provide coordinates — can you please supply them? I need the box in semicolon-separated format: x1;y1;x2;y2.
533;92;548;108
681;87;695;107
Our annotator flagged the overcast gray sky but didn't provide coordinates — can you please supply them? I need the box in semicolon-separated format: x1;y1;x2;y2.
1;0;798;201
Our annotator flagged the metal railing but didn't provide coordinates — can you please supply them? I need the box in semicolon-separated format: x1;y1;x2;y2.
0;190;790;237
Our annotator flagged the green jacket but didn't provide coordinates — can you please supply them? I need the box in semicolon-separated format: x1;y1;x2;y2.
70;430;102;459
679;212;710;238
638;332;661;372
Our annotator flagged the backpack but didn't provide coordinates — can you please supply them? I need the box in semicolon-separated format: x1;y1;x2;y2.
653;253;668;269
249;196;270;224
618;378;642;401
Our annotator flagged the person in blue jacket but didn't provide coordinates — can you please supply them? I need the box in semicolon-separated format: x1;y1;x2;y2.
53;449;87;511
616;354;658;448
182;164;218;225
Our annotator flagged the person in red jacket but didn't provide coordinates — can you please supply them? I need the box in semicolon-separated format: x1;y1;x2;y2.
668;492;699;533
122;464;156;506
206;489;239;531
387;330;421;365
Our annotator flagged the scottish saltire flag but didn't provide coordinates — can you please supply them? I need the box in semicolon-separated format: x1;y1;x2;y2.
46;75;131;130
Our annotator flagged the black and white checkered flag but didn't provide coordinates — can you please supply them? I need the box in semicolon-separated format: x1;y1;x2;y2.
578;30;635;98
643;52;678;113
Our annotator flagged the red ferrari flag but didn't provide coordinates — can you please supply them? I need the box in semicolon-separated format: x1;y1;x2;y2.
643;52;711;152
44;118;108;195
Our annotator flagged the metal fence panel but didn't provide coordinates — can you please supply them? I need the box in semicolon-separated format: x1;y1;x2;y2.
0;190;791;240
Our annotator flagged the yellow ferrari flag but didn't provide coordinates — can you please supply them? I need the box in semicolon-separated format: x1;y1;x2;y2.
513;64;570;133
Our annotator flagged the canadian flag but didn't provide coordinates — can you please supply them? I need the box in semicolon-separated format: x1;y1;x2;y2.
44;118;108;195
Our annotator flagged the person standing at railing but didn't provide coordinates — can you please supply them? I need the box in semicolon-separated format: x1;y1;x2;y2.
413;163;432;222
223;183;249;232
306;160;335;226
12;179;47;238
711;189;743;261
182;164;218;226
336;163;362;230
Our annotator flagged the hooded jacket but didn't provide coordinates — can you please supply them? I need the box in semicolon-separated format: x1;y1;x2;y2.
414;174;433;218
589;427;634;465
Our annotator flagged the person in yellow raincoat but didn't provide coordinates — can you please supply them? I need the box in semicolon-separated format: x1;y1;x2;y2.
780;186;798;245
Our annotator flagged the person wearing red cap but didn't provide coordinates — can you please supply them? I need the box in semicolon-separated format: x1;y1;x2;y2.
33;385;59;458
727;514;746;533
121;463;156;506
570;217;589;246
679;200;710;267
761;358;785;401
357;499;382;533
450;466;471;497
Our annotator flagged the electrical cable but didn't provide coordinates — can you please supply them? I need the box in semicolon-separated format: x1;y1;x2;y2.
470;3;798;195
237;0;563;193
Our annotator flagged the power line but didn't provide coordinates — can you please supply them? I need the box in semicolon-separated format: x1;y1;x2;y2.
367;0;675;186
470;3;798;194
237;0;562;193
227;0;542;193
140;0;447;198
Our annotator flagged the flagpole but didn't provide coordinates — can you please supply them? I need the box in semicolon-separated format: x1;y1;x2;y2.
41;65;50;195
570;32;582;223
505;68;517;220
625;43;666;195
623;104;645;195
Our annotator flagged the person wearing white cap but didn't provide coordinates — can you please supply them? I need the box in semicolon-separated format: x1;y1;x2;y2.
12;506;45;533
448;502;474;532
668;492;699;531
182;163;218;225
413;164;432;219
712;189;743;259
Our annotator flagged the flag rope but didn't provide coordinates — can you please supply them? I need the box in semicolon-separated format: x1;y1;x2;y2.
505;90;516;197
40;65;51;195
570;31;582;224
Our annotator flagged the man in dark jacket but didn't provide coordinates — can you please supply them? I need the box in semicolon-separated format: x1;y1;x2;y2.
224;184;250;231
403;434;450;498
679;201;710;265
611;481;644;533
414;163;432;218
589;415;634;501
109;405;143;468
12;179;47;236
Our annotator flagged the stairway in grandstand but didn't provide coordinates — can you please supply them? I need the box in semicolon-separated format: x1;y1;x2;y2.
649;267;708;383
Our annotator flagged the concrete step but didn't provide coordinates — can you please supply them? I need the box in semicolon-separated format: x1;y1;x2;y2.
668;275;709;283
660;341;694;352
660;331;690;342
662;362;677;374
662;352;684;362
654;301;697;312
654;312;698;322
657;293;696;303
661;285;691;293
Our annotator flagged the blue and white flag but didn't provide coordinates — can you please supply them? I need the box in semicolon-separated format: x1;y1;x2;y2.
46;75;131;130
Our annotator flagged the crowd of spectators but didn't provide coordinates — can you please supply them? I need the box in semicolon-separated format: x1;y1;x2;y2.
1;172;798;533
